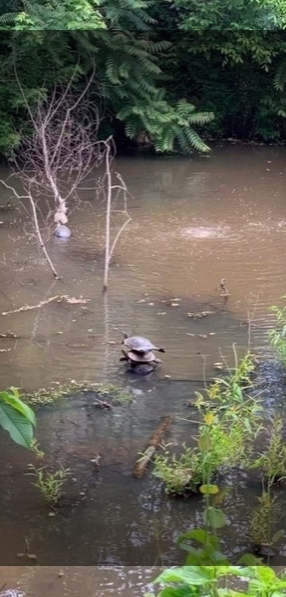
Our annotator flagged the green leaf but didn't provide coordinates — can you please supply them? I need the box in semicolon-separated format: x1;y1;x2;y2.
203;507;227;529
237;553;263;565
177;529;218;548
272;529;285;544
0;402;34;448
158;586;198;597
0;388;36;426
155;567;212;586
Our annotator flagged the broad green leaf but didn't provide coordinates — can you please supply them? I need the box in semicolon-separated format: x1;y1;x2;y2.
158;586;198;597
0;389;36;426
203;507;226;529
253;566;276;583
155;566;212;585
177;528;218;548
237;553;263;565
184;553;204;565
272;529;285;544
0;402;34;448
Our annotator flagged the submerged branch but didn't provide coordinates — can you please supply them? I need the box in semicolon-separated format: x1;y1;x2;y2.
2;295;90;316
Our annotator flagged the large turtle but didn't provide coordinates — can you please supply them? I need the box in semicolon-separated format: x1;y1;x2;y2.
122;332;165;354
120;349;161;375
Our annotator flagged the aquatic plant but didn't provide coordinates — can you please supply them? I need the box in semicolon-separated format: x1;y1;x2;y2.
97;383;134;404
269;298;286;363
153;444;202;495
153;351;261;497
22;380;134;406
26;463;70;507
152;563;286;597
153;410;254;496
251;416;286;486
248;491;284;557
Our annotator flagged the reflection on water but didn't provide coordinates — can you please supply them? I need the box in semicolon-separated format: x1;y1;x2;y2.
0;567;159;597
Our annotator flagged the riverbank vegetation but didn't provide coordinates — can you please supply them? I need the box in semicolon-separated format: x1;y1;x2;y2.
152;566;286;597
2;299;286;556
150;298;286;563
1;1;286;159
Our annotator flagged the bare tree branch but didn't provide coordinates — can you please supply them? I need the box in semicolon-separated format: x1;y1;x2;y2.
3;64;131;287
0;180;59;279
12;63;102;238
101;138;132;292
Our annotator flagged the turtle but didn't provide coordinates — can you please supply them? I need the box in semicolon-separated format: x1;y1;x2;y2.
120;349;162;365
54;224;72;239
122;332;165;354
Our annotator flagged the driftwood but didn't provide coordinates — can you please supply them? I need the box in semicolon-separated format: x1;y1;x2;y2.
2;295;90;316
133;415;172;478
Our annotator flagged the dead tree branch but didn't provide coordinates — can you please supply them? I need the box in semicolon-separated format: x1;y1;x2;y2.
11;63;103;238
0;180;59;278
101;139;132;292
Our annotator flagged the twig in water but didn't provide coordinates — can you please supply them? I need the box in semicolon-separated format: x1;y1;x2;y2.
2;294;90;315
93;399;113;410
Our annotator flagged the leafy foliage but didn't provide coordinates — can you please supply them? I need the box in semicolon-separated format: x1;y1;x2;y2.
27;463;70;505
0;0;286;152
0;0;215;155
152;565;286;597
0;387;36;448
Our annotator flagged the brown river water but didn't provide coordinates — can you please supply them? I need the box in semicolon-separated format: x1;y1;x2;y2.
1;144;286;586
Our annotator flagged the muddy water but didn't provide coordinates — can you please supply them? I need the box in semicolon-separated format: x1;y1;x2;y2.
1;144;286;388
1;144;286;573
0;567;158;597
1;565;286;597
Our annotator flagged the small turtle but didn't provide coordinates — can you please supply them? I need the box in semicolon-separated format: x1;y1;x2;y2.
120;349;161;365
122;332;165;354
54;224;72;239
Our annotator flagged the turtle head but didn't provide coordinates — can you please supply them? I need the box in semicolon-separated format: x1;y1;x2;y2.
122;331;129;343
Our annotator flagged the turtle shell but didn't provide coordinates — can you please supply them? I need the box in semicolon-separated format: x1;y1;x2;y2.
123;334;157;352
127;350;156;363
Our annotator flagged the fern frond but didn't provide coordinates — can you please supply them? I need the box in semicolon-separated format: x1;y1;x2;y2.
0;12;16;24
274;59;286;91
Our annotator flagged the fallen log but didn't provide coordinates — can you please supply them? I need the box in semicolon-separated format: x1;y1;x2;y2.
133;415;172;478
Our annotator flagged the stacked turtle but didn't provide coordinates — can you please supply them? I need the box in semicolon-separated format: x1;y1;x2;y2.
120;332;165;375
